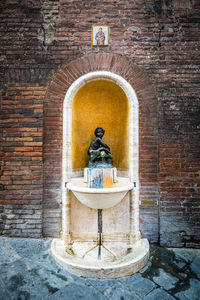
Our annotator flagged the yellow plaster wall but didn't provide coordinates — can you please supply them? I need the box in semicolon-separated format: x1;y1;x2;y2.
72;80;129;170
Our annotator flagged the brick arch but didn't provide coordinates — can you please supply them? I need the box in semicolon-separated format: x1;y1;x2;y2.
43;53;158;238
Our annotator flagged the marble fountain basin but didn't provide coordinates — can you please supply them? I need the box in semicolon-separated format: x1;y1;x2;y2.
67;177;134;209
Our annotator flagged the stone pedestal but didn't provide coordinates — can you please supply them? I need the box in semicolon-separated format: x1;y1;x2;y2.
51;238;149;278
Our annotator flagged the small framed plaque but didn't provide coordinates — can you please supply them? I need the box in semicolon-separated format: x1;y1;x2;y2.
92;26;109;46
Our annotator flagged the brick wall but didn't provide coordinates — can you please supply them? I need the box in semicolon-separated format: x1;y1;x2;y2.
0;85;45;237
0;0;200;247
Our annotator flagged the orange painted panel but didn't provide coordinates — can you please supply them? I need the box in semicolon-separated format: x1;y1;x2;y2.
103;169;114;188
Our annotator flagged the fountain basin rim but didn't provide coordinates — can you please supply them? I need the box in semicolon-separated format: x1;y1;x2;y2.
66;177;134;194
66;177;134;208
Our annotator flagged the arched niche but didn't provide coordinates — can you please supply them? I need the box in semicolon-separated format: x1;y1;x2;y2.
61;70;141;253
63;71;139;185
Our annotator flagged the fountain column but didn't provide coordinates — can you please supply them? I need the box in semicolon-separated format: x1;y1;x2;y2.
62;103;72;250
129;188;141;244
62;188;72;250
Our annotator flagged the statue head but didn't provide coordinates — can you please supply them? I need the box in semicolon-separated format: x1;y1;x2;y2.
94;127;105;138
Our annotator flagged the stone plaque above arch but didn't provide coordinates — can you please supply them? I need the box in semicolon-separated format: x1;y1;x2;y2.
43;53;158;239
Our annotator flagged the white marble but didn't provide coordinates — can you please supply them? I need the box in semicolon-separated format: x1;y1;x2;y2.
62;71;140;247
51;238;149;279
55;70;148;278
67;177;134;209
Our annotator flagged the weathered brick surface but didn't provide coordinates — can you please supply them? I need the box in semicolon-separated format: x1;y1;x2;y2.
0;85;45;237
0;0;200;246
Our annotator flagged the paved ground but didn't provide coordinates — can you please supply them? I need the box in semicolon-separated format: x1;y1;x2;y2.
0;237;200;300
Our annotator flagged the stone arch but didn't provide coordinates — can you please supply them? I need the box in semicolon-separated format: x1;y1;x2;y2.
43;53;158;238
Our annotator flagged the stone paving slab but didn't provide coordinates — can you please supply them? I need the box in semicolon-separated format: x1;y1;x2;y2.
118;273;156;297
152;268;179;290
46;281;108;300
190;257;200;280
175;278;200;300
144;288;176;300
0;237;200;300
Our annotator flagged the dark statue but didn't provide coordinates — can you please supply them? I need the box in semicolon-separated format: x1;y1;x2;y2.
88;127;113;168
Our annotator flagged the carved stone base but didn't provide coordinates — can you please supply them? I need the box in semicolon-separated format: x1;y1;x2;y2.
51;238;149;279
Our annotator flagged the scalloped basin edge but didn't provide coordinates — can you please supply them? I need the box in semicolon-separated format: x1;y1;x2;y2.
67;177;134;209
